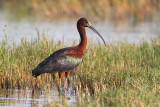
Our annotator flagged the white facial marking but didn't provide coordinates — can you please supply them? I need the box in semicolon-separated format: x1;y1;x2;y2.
88;22;91;26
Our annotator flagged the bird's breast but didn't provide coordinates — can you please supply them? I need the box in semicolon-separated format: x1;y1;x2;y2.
52;55;83;72
62;55;83;71
65;56;83;64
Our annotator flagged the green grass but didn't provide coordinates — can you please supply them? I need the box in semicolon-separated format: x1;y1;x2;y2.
0;35;160;106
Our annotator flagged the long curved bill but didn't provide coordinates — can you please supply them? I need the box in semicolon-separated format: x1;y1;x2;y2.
88;22;106;46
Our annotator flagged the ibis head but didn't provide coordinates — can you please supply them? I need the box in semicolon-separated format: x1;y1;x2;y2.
77;18;106;46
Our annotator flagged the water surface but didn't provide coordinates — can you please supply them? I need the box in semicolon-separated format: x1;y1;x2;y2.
0;88;77;106
0;11;159;46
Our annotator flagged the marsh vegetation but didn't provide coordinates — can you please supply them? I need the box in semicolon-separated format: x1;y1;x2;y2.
0;35;160;106
0;0;160;106
0;0;160;23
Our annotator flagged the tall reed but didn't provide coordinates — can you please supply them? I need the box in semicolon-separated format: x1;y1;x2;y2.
1;0;160;22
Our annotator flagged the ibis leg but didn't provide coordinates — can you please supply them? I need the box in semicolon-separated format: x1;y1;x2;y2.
58;72;63;95
65;72;70;78
62;72;70;95
64;72;70;87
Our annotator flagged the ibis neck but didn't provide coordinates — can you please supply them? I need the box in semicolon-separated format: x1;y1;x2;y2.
77;25;87;54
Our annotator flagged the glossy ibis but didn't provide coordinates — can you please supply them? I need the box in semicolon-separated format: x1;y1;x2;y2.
32;18;106;90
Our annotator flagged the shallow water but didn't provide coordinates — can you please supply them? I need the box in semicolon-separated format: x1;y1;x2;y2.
0;87;77;107
0;11;160;46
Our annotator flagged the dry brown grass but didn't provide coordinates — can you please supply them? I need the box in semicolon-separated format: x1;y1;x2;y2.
0;0;160;22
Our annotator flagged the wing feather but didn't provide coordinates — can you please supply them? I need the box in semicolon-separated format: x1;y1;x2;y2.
32;46;83;77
